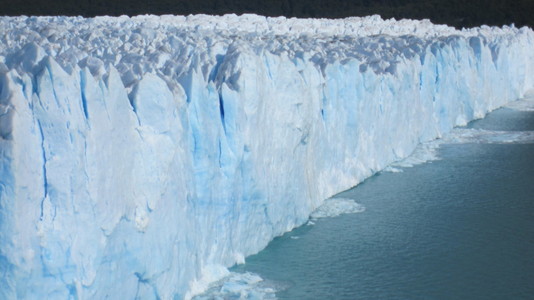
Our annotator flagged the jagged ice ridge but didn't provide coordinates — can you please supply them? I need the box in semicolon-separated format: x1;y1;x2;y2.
0;14;533;299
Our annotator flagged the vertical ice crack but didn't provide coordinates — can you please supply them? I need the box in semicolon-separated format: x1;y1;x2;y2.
36;120;48;221
218;139;223;169
79;70;89;120
44;62;61;108
218;92;226;135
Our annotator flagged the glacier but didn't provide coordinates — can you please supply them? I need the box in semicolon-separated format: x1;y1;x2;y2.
0;14;533;299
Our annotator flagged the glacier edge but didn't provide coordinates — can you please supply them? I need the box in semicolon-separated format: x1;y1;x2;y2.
0;14;533;299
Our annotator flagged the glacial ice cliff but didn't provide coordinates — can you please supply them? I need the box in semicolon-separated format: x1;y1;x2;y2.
0;14;533;299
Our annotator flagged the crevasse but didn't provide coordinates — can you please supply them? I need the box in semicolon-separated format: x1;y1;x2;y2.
0;14;533;299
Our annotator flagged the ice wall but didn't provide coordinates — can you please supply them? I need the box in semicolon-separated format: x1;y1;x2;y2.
0;14;533;299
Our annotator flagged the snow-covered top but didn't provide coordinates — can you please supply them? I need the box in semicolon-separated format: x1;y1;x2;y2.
0;14;530;93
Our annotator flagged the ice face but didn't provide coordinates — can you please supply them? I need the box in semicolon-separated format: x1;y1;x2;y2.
384;95;534;171
0;14;533;299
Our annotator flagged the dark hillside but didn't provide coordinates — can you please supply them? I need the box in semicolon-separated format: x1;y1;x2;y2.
0;0;533;29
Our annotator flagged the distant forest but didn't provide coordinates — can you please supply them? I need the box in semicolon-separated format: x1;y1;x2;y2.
1;0;533;29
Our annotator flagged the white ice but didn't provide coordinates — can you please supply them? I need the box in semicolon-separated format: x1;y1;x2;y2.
193;271;278;300
384;95;534;172
310;198;366;219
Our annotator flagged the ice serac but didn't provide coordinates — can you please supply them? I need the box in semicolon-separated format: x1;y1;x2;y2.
0;14;533;299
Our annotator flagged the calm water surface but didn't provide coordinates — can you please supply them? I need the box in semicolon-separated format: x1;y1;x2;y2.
232;104;534;299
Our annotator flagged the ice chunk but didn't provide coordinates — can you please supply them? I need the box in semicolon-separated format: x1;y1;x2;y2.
310;198;366;219
193;271;278;300
504;94;534;111
385;127;534;173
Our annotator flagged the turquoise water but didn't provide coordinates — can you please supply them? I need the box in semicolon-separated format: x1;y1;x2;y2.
229;103;534;299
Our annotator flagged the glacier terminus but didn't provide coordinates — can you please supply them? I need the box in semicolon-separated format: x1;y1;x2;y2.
0;14;533;299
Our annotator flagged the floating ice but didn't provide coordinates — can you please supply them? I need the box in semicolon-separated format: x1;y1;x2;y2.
192;272;278;300
310;198;366;219
504;94;534;111
442;129;534;144
186;265;232;300
385;142;443;171
385;126;534;173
